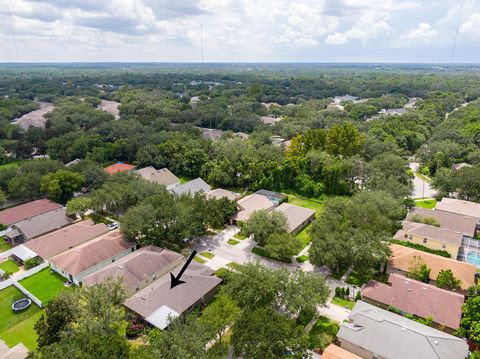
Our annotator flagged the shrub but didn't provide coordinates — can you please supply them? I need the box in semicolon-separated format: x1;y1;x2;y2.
387;305;401;314
1;270;11;280
24;256;43;270
0;223;7;231
391;239;450;258
126;317;145;338
354;292;362;302
345;287;350;297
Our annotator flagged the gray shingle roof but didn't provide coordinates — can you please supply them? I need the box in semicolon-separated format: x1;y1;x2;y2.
172;178;211;196
8;208;73;240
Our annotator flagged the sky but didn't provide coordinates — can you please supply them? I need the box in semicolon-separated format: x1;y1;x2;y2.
0;0;479;63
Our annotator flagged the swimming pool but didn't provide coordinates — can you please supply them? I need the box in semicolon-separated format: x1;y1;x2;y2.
466;251;480;266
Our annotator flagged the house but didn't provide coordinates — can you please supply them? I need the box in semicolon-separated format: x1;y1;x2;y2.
136;167;180;190
361;273;464;333
82;246;184;294
49;230;136;285
171;178;211;196
206;188;238;201
387;243;477;290
436;198;480;219
337;301;469;359
232;193;275;222
394;220;463;259
260;116;281;125
0;340;28;359
255;189;287;205
274;203;315;234
22;220;109;260
196;127;224;141
5;208;74;246
104;163;136;175
408;207;478;237
0;199;62;227
65;158;81;167
322;344;362;359
124;261;221;329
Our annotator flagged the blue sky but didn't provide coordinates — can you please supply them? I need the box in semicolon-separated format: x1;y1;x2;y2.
0;0;479;63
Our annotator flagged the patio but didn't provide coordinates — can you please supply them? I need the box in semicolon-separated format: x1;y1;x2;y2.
457;236;480;267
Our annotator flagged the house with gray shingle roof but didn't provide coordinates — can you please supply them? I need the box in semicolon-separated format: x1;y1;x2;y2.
171;178;211;196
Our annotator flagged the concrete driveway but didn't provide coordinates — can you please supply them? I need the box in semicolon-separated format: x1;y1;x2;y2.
409;162;436;199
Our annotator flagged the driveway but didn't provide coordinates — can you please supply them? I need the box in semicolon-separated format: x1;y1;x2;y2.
409;162;436;198
318;302;350;323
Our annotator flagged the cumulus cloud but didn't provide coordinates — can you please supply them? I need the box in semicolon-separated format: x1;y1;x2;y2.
402;23;438;39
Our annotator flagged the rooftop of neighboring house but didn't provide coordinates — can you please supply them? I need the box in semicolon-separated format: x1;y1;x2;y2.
394;220;464;247
0;199;62;226
388;243;476;290
233;193;276;222
337;301;469;359
452;163;472;171
408;207;477;237
7;207;74;240
82;245;183;292
206;188;238;201
49;230;135;277
260;116;281;125
196;127;224;140
171;178;211;196
254;189;287;203
321;344;362;359
136;166;179;187
124;261;221;329
361;273;464;329
104;163;136;175
274;203;315;233
23;220;109;259
436;197;480;219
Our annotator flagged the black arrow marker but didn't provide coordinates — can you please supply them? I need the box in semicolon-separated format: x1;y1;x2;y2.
170;250;197;289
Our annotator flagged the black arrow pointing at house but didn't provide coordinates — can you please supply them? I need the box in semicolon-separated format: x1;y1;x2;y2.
170;250;197;289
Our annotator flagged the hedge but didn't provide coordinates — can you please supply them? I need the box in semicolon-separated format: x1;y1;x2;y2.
391;239;451;258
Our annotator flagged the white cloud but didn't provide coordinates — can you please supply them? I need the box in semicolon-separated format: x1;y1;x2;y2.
402;22;438;39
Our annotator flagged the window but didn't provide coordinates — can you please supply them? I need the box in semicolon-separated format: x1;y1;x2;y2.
442;244;446;249
423;238;428;244
404;234;408;239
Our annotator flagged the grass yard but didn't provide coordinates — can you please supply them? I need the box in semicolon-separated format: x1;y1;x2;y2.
0;161;20;171
194;256;207;264
415;198;437;209
19;268;73;304
282;191;324;214
227;239;240;246
345;270;370;287
296;225;312;249
0;310;42;350
226;262;244;272
308;315;339;350
178;175;194;184
296;255;309;263
0;240;11;253
331;296;355;310
233;232;247;240
200;251;215;259
0;259;20;274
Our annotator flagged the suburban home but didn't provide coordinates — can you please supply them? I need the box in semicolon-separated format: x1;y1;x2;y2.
387;243;477;290
206;188;238;201
232;193;275;222
49;230;136;285
124;261;222;329
361;273;464;333
452;163;472;171
136;166;180;190
394;220;463;259
82;246;184;294
21;220;109;260
274;203;315;234
337;301;469;359
104;163;136;175
255;189;287;205
260;115;281;125
0;199;62;227
4;207;74;246
322;344;362;359
408;207;478;237
171;178;211;196
436;197;480;219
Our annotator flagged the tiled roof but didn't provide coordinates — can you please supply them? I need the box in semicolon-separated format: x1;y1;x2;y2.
0;199;62;226
104;163;136;175
322;344;362;359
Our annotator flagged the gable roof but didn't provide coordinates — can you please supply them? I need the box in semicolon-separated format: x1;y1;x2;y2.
9;208;74;239
136;167;179;186
24;220;109;259
237;194;274;212
206;188;238;201
82;246;183;291
49;230;134;277
337;301;469;359
274;203;315;232
436;197;480;219
104;163;136;175
388;243;476;290
322;344;362;359
408;207;477;237
172;178;211;196
362;273;464;329
396;220;464;247
0;199;62;226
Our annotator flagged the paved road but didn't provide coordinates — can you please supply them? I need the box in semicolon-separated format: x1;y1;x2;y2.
409;162;436;199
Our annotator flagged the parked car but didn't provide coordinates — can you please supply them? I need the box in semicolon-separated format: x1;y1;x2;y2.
108;222;119;231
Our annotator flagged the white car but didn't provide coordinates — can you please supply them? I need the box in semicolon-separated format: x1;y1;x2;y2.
107;222;119;231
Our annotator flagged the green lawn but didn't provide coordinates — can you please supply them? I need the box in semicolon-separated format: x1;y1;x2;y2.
331;296;355;310
415;199;437;209
19;268;73;304
0;310;42;350
200;251;215;259
193;256;207;264
227;239;240;246
308;316;339;350
296;225;312;249
282;192;324;214
226;262;245;272
233;232;247;240
0;259;19;274
0;240;12;253
297;255;309;263
345;271;370;287
178;175;194;184
0;161;20;171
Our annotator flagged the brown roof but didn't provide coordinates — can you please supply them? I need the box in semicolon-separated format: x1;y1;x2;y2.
24;220;109;259
206;188;238;201
104;163;136;175
409;207;477;237
274;203;315;232
322;344;362;359
50;230;135;276
396;220;463;247
136;167;179;186
0;199;62;226
436;198;480;219
82;246;183;291
388;244;476;290
362;273;464;329
237;194;274;212
8;208;74;240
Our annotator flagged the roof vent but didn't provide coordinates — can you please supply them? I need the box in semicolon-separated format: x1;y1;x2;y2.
141;296;146;300
408;289;411;292
118;265;123;269
434;340;439;345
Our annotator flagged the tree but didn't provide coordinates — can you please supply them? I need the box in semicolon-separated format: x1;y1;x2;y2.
200;294;240;343
325;123;366;157
459;295;480;344
241;210;288;246
436;269;462;291
41;169;85;203
264;232;302;263
406;256;431;283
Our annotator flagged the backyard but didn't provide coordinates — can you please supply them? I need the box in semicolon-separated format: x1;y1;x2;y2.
0;240;11;253
414;198;437;209
19;268;73;304
283;192;325;214
0;259;20;274
308;315;340;350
